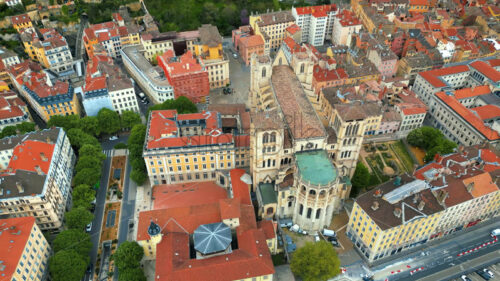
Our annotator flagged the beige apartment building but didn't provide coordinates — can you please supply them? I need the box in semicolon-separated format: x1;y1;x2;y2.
0;216;51;281
0;128;76;230
143;106;250;185
250;10;296;54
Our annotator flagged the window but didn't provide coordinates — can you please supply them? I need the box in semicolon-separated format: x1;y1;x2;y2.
316;209;321;219
299;204;304;215
307;208;312;219
262;67;266;78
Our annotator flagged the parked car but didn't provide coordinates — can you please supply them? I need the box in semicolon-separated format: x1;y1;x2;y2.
476;270;491;280
482;268;494;278
86;263;93;273
233;53;238;58
491;228;500;237
109;135;118;141
86;222;92;232
461;275;472;281
314;234;320;242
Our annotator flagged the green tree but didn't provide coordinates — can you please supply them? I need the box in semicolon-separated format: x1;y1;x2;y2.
121;110;141;130
113;241;144;271
0;125;17;138
146;96;197;117
61;4;69;15
75;156;102;172
73;167;101;187
67;128;100;149
351;162;370;197
79;116;100;137
52;229;92;257
118;268;147;281
130;169;147;185
290;241;341;281
47;114;80;131
65;207;94;230
72;184;95;210
49;250;87;281
16;122;36;134
97;108;121;135
79;144;105;161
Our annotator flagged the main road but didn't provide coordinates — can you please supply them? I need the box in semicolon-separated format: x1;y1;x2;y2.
84;136;129;281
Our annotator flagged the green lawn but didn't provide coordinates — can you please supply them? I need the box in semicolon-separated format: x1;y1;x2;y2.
390;140;415;173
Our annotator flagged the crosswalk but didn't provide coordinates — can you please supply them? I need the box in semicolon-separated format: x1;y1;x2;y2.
102;149;113;158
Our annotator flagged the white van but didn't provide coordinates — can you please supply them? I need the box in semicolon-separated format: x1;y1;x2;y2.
323;229;336;237
491;228;500;237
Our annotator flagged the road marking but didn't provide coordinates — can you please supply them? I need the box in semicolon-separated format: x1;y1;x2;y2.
102;149;113;157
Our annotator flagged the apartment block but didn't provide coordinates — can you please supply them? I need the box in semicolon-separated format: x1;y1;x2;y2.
121;45;174;104
158;50;210;103
0;90;31;129
10;62;80;122
11;14;33;33
193;24;229;89
412;58;500;146
20;28;74;76
393;89;427;136
347;145;500;263
83;54;139;116
237;35;265;65
140;30;199;61
0;217;51;281
250;11;296;54
0;128;76;230
143;107;250;185
292;5;338;46
0;47;21;68
83;20;140;58
136;169;275;280
332;10;362;46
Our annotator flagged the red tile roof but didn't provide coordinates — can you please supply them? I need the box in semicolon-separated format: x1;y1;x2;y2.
453;85;491;99
0;217;36;280
257;220;276;240
147;110;238;149
470;61;500;83
436;91;500;140
18;72;70;98
410;0;429;5
219;198;241;220
239;35;264;48
471;105;500;120
312;10;327;17
295;4;337;15
9;140;55;174
286;24;301;35
419;65;470;88
11;14;31;25
152;182;228;210
230;169;251;205
84;76;106;92
234;135;250;148
337;10;361;26
400;106;427;115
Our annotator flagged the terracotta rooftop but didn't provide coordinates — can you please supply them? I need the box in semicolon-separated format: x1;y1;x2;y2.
436;91;500;140
137;170;274;281
271;66;325;139
286;24;301;35
419;65;470;88
471;104;500;120
198;24;222;47
453;85;491;99
470;60;500;82
152;182;228;210
11;14;31;25
0;217;36;280
239;35;264;48
294;4;337;15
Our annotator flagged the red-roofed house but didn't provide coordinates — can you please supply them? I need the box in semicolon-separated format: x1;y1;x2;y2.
394;89;427;135
292;4;338;46
432;90;500;146
11;14;33;33
332;10;362;46
144;109;250;185
83;20;140;58
0;217;51;281
136;170;274;281
237;34;265;65
158;50;210;103
0;91;30;129
0;128;76;230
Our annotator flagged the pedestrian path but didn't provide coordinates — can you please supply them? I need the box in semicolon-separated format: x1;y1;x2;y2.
102;149;113;157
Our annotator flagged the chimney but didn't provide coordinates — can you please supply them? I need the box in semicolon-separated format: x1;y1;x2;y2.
34;165;43;175
417;200;425;211
40;152;48;162
393;207;402;218
436;190;448;205
466;182;474;193
371;201;379;211
16;182;24;193
412;193;419;203
373;188;383;197
46;136;52;144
